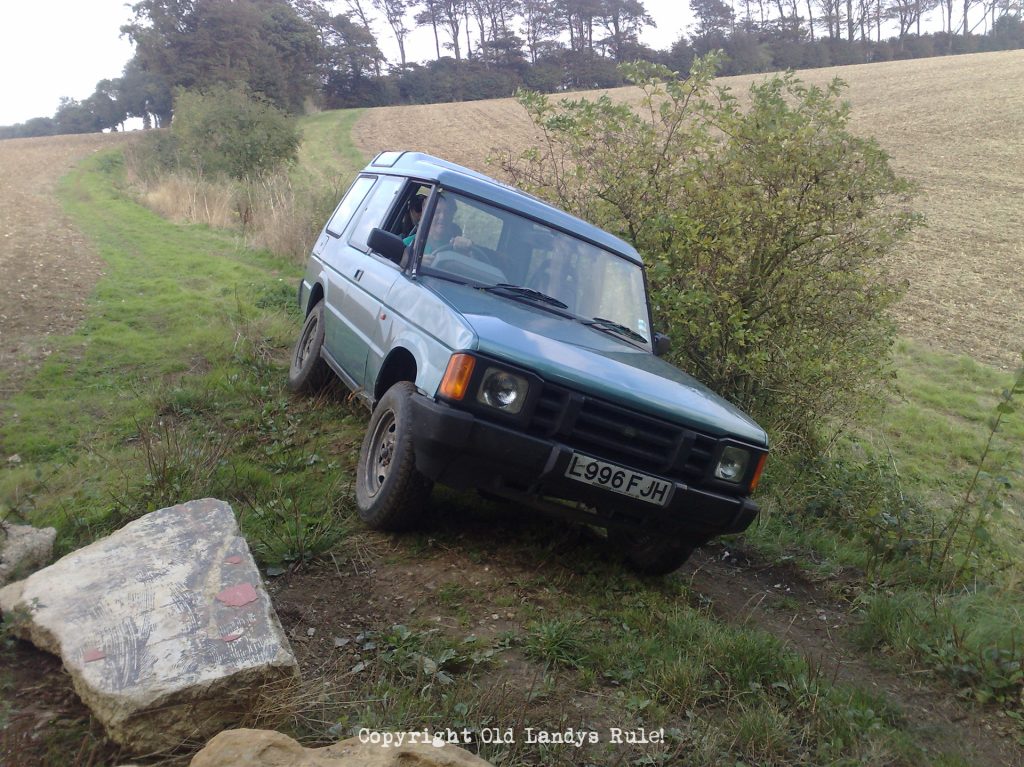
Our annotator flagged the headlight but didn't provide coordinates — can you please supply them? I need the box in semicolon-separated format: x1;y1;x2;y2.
714;446;750;483
476;367;529;414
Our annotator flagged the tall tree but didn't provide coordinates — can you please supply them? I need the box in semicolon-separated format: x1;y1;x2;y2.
558;0;603;52
814;0;845;37
436;0;467;60
962;0;980;34
886;0;936;38
322;12;387;105
597;0;655;60
119;55;173;127
123;0;319;113
373;0;412;67
520;0;558;63
691;0;735;40
87;80;129;131
345;0;384;75
415;0;443;58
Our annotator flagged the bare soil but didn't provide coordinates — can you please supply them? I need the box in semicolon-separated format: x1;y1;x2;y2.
687;545;1024;766
354;49;1024;369
267;508;1024;767
0;132;130;392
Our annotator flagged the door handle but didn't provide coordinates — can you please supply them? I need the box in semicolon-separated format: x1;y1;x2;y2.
354;269;364;281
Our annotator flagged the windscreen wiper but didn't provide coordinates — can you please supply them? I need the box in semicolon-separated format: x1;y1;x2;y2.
482;283;569;310
584;317;648;345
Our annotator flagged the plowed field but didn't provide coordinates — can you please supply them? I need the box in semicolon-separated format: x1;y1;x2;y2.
354;50;1024;368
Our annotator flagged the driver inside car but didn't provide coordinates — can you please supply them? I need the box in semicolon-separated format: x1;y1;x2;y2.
419;194;473;261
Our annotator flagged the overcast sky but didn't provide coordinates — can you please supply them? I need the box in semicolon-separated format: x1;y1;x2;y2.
0;0;955;127
0;0;694;127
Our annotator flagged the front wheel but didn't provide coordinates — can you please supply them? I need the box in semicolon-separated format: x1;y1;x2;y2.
618;532;699;575
288;300;331;394
355;382;433;530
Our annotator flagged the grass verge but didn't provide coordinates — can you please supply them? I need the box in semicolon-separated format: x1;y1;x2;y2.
749;340;1024;712
0;149;363;564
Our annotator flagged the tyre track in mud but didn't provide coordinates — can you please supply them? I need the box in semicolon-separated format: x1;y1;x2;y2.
686;546;1023;766
0;132;129;393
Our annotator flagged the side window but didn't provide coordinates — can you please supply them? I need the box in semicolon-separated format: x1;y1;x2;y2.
348;176;406;253
388;182;433;239
326;175;376;237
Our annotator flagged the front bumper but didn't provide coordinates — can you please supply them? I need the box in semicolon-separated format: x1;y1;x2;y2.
409;394;758;538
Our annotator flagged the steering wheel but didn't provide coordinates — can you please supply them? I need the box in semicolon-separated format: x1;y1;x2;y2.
430;247;507;282
433;244;492;264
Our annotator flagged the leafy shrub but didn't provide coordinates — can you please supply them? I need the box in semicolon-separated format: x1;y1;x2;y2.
170;85;300;179
501;56;920;451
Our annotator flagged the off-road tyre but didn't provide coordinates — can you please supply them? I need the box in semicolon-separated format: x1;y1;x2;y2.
288;300;331;394
619;532;698;575
355;381;433;530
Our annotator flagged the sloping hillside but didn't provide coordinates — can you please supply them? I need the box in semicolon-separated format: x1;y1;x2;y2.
353;50;1024;368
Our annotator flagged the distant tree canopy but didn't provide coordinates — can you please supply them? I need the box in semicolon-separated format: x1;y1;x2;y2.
122;0;320;113
2;0;1022;140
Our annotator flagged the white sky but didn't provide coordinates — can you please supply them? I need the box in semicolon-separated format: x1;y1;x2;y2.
0;1;137;126
0;0;960;127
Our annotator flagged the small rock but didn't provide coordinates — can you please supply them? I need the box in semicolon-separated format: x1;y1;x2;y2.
307;627;316;637
190;728;495;766
0;499;298;751
0;521;56;587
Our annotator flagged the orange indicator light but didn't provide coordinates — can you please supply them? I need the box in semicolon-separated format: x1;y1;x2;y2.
749;453;768;493
439;354;476;400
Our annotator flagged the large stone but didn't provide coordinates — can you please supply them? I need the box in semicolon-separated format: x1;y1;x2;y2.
0;499;298;752
190;729;495;767
0;521;56;587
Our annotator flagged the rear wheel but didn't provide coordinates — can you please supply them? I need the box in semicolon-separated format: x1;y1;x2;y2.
618;531;699;575
355;382;432;530
288;300;331;394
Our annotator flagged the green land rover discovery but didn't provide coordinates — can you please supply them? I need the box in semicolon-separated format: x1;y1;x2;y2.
289;151;768;574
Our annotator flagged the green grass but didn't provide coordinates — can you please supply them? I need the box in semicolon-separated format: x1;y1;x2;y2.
746;337;1024;708
0;150;365;562
883;341;1024;508
294;109;366;192
317;557;926;766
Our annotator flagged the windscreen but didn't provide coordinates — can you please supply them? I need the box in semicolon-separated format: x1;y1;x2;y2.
419;191;652;347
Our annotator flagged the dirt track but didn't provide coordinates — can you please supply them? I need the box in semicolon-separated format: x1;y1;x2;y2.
0;132;128;390
269;524;1024;767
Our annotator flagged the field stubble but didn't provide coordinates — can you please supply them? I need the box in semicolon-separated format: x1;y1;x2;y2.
353;49;1024;368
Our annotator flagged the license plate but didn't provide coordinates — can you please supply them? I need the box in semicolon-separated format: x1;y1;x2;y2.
564;453;673;506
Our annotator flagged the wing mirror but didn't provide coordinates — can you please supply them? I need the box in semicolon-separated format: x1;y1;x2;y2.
368;227;406;265
653;333;671;357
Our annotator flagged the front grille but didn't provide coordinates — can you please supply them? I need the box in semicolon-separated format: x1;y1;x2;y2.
527;383;717;480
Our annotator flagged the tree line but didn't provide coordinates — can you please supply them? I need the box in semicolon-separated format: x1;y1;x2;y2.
2;0;1022;139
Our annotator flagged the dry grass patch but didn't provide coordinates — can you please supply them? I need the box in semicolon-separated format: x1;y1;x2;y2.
353;50;1024;368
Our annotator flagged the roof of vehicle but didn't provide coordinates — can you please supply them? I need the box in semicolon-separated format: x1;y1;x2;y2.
366;151;643;265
